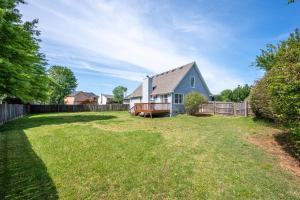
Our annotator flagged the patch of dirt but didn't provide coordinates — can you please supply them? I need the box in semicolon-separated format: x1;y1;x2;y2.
247;132;300;178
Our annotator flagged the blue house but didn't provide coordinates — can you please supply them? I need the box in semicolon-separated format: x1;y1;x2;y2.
127;62;212;116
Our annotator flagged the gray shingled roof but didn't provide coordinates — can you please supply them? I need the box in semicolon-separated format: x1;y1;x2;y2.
127;62;195;98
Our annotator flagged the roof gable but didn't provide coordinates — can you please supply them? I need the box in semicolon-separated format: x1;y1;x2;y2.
172;63;211;95
127;62;210;98
68;91;98;98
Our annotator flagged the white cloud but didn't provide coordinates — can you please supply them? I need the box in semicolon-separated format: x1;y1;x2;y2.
20;0;243;93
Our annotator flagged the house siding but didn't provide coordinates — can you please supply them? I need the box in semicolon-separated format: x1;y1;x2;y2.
129;97;142;109
172;66;210;115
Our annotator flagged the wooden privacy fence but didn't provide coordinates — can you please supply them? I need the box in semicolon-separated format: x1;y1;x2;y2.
0;104;29;125
199;101;253;116
30;104;129;113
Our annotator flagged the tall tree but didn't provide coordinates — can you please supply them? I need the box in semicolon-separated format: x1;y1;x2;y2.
112;86;127;103
48;66;77;104
0;0;49;103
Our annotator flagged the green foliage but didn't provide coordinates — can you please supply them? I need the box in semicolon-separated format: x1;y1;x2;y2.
215;85;251;102
269;64;300;156
249;73;277;121
0;0;49;103
253;29;300;155
255;29;300;71
255;44;278;71
184;92;207;115
48;66;77;104
112;86;127;103
232;84;251;102
218;89;233;102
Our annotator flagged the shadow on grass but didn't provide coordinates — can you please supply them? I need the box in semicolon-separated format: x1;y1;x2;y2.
0;113;117;199
0;129;58;199
1;114;117;131
252;116;279;127
252;117;300;162
274;132;300;162
192;113;213;117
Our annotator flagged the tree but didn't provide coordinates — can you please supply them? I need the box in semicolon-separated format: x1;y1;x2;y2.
48;66;77;104
112;86;127;103
184;92;207;115
216;85;250;102
232;84;251;102
0;0;49;103
255;29;300;71
219;89;233;102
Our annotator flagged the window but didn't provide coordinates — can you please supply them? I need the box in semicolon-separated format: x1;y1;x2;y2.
160;95;168;103
190;76;195;88
174;94;183;104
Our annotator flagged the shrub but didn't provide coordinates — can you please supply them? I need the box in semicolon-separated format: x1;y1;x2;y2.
184;92;207;115
253;29;300;157
269;64;300;157
249;72;277;121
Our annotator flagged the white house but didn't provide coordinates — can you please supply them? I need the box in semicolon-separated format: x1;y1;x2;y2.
98;93;113;105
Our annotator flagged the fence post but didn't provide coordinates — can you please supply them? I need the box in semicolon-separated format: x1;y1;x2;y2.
233;102;236;116
245;101;248;117
213;102;216;115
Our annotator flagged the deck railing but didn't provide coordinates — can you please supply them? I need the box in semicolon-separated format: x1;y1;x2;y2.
134;103;170;112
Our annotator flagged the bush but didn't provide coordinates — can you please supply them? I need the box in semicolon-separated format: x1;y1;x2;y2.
269;64;300;157
252;29;300;158
184;92;207;115
249;72;277;121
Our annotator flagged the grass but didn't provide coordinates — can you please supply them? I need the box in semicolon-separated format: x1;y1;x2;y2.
0;112;299;199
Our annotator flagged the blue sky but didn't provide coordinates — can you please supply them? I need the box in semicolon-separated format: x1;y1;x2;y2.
19;0;300;95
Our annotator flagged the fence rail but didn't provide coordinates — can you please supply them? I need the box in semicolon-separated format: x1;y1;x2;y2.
30;104;129;113
0;104;28;125
0;104;129;125
199;101;253;116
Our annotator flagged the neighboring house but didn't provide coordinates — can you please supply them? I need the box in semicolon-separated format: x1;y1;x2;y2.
64;91;98;105
98;93;113;105
126;62;212;116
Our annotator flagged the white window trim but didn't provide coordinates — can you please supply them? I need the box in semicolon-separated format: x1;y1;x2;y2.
191;76;195;88
174;93;184;104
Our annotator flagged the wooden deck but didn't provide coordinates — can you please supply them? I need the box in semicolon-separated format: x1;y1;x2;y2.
131;103;170;118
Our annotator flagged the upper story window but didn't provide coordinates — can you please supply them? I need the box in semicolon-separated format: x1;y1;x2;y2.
174;94;183;104
190;76;195;88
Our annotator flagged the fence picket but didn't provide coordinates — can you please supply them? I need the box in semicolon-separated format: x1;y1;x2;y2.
0;104;28;125
29;104;129;114
199;101;253;116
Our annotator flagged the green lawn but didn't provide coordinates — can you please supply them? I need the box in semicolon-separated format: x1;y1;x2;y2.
0;112;299;199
